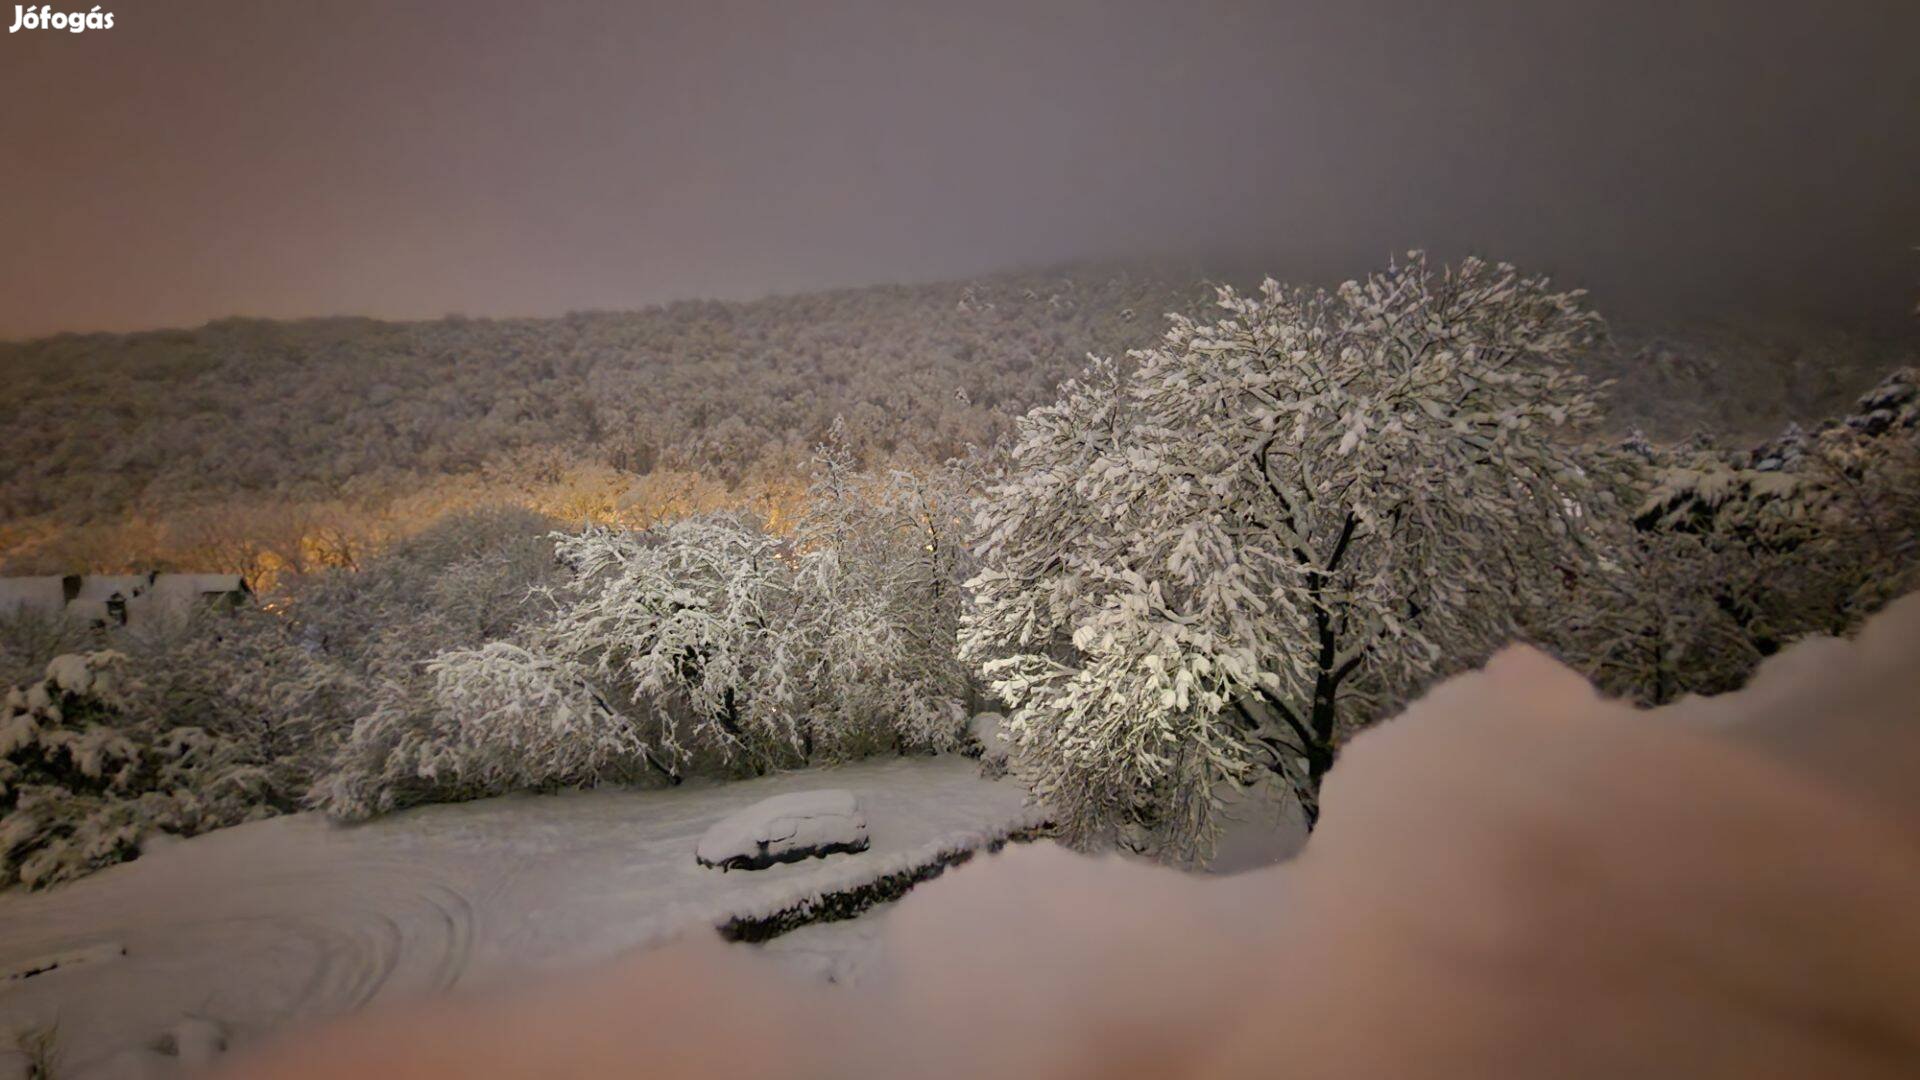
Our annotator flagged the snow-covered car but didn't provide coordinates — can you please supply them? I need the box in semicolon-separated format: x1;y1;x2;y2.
694;789;870;871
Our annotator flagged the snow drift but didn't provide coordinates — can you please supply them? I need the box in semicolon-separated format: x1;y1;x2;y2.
0;757;1039;1077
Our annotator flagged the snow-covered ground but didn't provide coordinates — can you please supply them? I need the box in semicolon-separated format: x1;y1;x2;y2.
755;902;897;985
748;775;1307;987
0;756;1039;1075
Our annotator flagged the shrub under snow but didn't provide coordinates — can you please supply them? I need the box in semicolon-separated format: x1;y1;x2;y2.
310;642;667;821
0;651;277;889
313;455;985;820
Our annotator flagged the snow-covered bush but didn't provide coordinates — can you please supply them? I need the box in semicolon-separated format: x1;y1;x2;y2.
295;506;614;819
545;514;802;772
314;472;993;819
1792;369;1920;617
1550;368;1920;704
286;504;564;672
317;512;803;818
1538;476;1769;705
964;254;1609;857
1446;364;1916;715
0;651;276;889
116;608;357;806
310;642;666;820
0;605;95;689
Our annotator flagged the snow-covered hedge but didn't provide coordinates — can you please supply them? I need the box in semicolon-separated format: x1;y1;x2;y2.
311;643;667;820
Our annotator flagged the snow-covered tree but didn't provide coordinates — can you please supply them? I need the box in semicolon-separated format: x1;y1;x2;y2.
1792;370;1920;616
784;422;974;756
1589;368;1920;680
545;514;801;772
1533;444;1769;705
964;254;1609;855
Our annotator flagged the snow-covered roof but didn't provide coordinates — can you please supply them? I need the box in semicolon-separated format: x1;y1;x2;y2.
123;575;251;627
72;575;153;602
63;599;112;626
142;574;247;607
0;574;251;628
0;576;67;615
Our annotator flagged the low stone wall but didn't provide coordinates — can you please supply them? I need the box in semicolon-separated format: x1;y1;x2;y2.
714;824;1051;943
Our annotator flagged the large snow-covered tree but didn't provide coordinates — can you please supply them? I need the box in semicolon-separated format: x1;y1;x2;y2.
963;254;1610;855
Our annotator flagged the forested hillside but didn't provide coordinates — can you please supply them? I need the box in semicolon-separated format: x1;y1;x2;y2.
1;263;1910;578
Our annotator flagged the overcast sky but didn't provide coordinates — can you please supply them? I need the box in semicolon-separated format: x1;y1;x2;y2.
1;0;1915;338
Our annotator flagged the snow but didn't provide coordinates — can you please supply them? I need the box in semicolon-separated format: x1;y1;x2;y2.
0;755;1040;1075
968;712;1009;764
230;596;1920;1079
754;902;895;985
126;574;248;625
0;576;65;616
72;575;150;605
695;789;869;870
43;651;123;698
0;573;248;629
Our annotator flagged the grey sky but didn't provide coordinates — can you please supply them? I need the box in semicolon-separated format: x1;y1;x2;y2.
1;0;1915;337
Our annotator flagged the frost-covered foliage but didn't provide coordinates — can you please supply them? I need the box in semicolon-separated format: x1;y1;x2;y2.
784;423;975;758
1540;368;1920;705
115;608;357;802
0;606;94;688
965;254;1609;856
1791;369;1920;614
286;505;565;674
314;452;985;819
545;515;801;772
316;512;794;818
1534;446;1770;704
287;507;570;818
0;592;363;885
311;642;662;820
0;651;278;889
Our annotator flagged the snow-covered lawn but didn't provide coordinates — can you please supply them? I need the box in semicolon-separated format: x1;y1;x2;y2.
0;756;1039;1074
